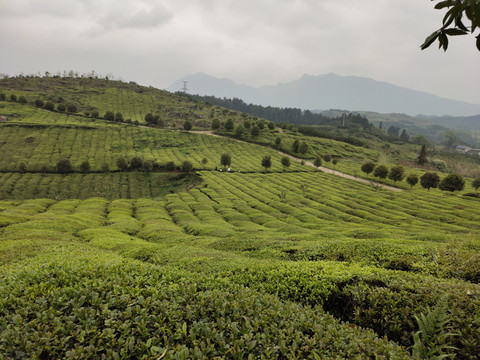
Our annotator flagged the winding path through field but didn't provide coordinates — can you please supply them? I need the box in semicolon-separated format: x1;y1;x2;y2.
192;130;403;192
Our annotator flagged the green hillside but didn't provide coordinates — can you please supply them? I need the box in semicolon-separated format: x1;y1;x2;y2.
1;76;479;359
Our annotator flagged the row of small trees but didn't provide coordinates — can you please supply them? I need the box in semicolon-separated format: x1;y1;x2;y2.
361;162;470;192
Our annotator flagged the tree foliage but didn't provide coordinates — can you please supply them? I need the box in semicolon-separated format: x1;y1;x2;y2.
224;119;234;131
281;156;291;171
439;173;465;192
313;157;322;170
421;0;480;51
183;120;192;131
373;165;389;180
420;172;441;191
79;160;91;173
211;119;220;130
418;145;428;165
388;166;405;183
406;174;419;189
292;139;300;153
181;160;193;173
116;158;128;172
361;162;375;175
220;153;231;168
472;177;480;195
261;155;272;172
56;159;73;174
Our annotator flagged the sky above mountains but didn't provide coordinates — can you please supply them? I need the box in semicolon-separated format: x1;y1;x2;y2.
1;0;479;105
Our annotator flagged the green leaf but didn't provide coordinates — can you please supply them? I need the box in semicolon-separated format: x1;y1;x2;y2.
435;0;455;10
444;28;468;35
421;31;440;50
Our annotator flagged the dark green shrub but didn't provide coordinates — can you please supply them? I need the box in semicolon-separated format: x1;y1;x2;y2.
9;94;17;102
56;159;73;174
67;104;77;113
79;160;90;173
114;112;123;122
34;99;44;108
181;161;193;173
57;103;66;112
129;156;144;170
116;158;128;171
183;120;192;131
165;161;176;172
439;173;465;192
18;96;27;104
104;111;115;121
420;172;440;191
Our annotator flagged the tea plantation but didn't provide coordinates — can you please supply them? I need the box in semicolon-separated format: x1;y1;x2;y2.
1;77;479;359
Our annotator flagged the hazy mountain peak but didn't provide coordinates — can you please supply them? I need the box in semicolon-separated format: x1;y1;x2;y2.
168;73;480;116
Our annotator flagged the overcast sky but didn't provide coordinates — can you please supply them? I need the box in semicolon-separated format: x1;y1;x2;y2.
1;0;479;104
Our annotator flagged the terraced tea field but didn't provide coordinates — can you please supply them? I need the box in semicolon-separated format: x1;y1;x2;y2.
1;78;479;359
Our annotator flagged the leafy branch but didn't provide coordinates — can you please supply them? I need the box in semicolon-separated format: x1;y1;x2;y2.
421;0;480;51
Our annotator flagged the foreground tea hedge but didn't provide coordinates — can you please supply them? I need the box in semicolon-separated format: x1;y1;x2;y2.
0;248;411;359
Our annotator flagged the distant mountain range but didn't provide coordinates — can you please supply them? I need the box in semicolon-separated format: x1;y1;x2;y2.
167;72;480;117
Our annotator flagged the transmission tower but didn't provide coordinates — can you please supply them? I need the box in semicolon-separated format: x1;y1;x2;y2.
179;81;188;94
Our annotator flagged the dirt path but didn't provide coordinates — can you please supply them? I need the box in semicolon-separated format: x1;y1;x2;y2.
192;130;402;192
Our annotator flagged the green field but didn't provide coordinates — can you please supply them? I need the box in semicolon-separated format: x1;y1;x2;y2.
1;77;479;359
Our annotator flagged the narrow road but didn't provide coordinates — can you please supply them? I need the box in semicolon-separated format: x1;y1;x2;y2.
192;130;403;192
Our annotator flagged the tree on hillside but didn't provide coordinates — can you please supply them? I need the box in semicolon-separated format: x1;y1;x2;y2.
387;125;400;137
323;154;331;163
420;172;440;191
361;162;375;176
165;161;176;172
275;136;281;147
91;110;99;119
472;177;480;196
181;160;193;173
18;96;27;104
439;173;465;192
67;104;77;113
373;165;389;180
104;111;115;121
18;163;27;173
389;165;405;184
143;160;153;173
225;119;234;131
220;153;231;169
281;156;291;172
145;113;154;124
129;156;144;170
243;119;251;129
211;118;220;130
115;112;124;122
0;93;6;101
116;158;128;171
56;159;73;174
406;174;419;189
34;99;44;108
235;124;244;138
292;139;300;153
183;120;192;131
400;129;409;141
79;160;90;173
44;101;55;111
9;94;17;102
261;155;272;173
57;103;66;113
298;142;309;155
418;145;428;165
313;156;322;171
267;121;275;130
251;125;260;137
201;157;208;167
421;0;480;52
332;158;338;170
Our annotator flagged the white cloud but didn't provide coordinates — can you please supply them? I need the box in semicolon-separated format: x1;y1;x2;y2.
0;0;478;104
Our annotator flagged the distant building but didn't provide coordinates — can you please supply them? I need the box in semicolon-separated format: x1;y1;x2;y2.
467;148;480;156
455;145;471;153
